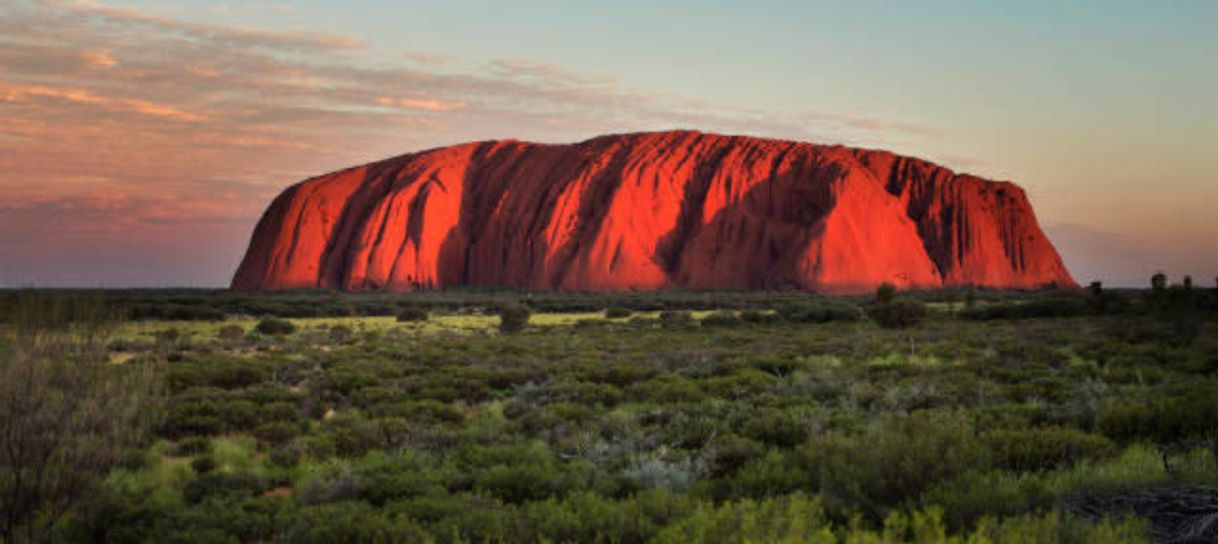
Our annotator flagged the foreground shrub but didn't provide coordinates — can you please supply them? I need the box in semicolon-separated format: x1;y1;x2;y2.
0;308;162;543
1097;393;1218;446
653;494;833;543
799;411;989;521
982;427;1116;471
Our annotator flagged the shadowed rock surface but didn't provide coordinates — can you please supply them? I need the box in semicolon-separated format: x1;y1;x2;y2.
1063;486;1218;543
232;131;1074;293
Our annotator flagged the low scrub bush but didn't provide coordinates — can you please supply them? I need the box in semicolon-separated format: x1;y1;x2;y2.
396;307;429;322
498;304;531;334
255;318;295;336
982;427;1116;472
870;298;928;329
604;306;632;319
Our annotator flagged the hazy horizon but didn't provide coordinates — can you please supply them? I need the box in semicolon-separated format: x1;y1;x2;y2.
2;1;1215;289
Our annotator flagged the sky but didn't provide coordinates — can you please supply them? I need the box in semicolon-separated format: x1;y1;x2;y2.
1;0;1215;288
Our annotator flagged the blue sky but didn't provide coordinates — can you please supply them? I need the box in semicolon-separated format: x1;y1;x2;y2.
1;0;1214;287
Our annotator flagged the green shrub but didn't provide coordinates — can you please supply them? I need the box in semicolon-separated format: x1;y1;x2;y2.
191;455;217;474
707;435;765;476
777;302;863;323
175;436;212;456
876;282;897;304
659;310;693;324
798;411;990;521
498;304;531;334
477;464;558;503
328;324;354;343
605;307;632;319
982;427;1116;471
181;472;265;504
253;421;299;445
396;307;429;322
870;298;928;328
652;494;833;544
282;502;431;544
217;324;244;341
255;318;295;336
268;443;302;468
741;411;809;448
1097;393;1218;445
739;310;778;324
258;401;301;424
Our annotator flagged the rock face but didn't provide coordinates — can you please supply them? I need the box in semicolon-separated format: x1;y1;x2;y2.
232;131;1074;294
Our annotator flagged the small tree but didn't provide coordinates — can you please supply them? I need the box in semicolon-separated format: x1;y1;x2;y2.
1088;281;1103;296
0;295;163;543
1151;272;1167;292
1182;275;1193;290
876;283;897;304
498;304;531;334
964;286;977;308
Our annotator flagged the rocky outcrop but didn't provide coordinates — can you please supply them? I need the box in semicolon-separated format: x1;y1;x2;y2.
232;130;1074;293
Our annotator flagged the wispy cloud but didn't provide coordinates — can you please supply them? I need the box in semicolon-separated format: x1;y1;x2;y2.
0;0;947;286
375;96;468;112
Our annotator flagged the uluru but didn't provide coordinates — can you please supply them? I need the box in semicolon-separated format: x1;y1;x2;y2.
231;130;1074;294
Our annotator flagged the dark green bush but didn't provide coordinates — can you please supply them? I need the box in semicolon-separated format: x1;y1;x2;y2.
181;472;265;504
269;443;302;468
253;421;300;445
739;309;778;324
741;411;809;448
876;283;897;304
498;304;531;334
870;298;928;329
255;318;296;336
217;324;245;341
175;437;213;456
798;411;990;521
1097;393;1218;445
396;307;429;322
191;455;217;474
477;464;558;503
982;427;1116;471
605;306;632;319
282;502;430;544
777;302;863;323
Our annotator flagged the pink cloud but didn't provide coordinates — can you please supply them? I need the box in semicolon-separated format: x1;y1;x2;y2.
375;96;468;112
0;0;947;286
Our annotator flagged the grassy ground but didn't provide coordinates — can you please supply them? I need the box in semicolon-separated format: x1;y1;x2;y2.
5;288;1217;542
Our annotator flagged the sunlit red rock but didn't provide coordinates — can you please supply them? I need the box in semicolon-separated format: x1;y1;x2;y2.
232;131;1075;293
